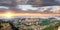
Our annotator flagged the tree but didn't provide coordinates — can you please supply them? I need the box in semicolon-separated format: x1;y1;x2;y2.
0;22;3;29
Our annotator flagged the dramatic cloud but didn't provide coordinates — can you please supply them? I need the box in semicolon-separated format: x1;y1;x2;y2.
55;0;60;3
16;5;38;11
0;6;9;9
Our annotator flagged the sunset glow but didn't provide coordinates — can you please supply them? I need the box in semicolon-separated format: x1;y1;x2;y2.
0;11;60;17
3;12;13;18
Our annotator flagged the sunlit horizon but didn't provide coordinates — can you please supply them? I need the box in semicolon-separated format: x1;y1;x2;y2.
0;11;60;17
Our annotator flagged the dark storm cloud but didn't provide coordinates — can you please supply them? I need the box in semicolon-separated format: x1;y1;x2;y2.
27;0;60;7
0;0;60;13
0;0;60;7
0;0;16;6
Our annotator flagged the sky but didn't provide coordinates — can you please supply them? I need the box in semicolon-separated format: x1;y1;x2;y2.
0;0;60;17
16;5;38;11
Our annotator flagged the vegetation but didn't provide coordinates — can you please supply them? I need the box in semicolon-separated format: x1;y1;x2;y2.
0;22;3;29
38;19;52;26
22;28;33;30
0;19;3;29
14;22;20;28
43;25;58;30
0;18;60;30
26;28;33;30
43;21;60;30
